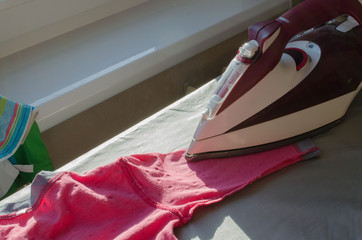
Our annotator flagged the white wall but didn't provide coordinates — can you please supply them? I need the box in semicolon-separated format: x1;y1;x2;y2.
0;0;148;58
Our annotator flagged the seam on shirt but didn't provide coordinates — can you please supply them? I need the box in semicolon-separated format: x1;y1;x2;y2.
0;171;66;220
118;157;185;223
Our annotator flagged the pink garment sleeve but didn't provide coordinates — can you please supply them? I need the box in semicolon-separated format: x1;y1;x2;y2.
0;142;319;240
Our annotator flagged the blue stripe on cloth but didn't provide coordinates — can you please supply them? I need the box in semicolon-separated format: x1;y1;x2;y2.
8;156;17;165
0;96;35;163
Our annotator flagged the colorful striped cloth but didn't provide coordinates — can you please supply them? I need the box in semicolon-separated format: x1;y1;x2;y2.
0;96;37;163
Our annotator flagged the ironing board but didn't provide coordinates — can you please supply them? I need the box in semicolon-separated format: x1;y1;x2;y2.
1;79;361;239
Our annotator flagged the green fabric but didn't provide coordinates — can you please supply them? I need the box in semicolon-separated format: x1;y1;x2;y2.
1;122;53;200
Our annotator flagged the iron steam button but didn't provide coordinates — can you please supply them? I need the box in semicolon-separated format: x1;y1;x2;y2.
239;40;259;59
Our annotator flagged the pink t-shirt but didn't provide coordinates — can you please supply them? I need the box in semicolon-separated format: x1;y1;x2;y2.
0;143;318;239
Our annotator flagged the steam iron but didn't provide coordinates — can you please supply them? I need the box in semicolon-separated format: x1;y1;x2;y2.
186;0;362;160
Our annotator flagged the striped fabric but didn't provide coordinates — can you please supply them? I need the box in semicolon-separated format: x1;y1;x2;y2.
0;96;36;163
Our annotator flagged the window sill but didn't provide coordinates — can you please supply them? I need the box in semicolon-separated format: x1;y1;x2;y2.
0;0;290;131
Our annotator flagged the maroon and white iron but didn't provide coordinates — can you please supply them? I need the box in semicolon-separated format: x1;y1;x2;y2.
186;0;362;160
